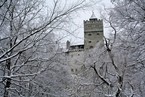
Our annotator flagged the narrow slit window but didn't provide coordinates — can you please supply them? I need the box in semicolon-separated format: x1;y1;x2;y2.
71;69;74;72
90;46;93;48
89;41;91;43
88;33;92;36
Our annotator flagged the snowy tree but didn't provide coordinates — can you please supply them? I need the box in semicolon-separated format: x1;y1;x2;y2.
83;0;145;97
0;0;90;97
109;0;145;96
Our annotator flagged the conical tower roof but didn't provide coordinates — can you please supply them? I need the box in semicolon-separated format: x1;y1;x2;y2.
90;11;97;19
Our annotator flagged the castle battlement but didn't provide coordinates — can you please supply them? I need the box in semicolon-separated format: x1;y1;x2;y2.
84;18;103;24
84;18;103;32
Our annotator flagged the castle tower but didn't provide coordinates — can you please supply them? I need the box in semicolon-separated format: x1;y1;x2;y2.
84;12;104;49
65;12;104;75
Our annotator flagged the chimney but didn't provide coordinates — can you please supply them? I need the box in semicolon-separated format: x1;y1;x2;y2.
66;40;70;49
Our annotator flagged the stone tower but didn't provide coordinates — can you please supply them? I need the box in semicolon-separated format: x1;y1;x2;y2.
84;12;104;49
65;12;104;75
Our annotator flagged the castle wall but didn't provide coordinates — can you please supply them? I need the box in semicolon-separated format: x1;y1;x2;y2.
67;50;84;75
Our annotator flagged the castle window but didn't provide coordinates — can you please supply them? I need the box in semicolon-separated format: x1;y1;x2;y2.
78;54;80;56
71;69;74;72
75;69;77;72
88;33;92;36
97;33;100;35
90;46;93;48
88;41;91;43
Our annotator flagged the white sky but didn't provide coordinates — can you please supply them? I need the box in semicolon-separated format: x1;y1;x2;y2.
64;0;113;45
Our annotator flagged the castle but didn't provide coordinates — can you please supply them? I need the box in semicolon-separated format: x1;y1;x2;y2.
65;12;104;75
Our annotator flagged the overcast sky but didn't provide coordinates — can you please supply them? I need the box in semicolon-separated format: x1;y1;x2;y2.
61;0;113;46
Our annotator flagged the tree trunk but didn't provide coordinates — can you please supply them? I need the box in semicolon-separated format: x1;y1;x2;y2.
4;58;11;97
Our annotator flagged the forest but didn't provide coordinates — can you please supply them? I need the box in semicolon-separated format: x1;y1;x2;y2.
0;0;145;97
